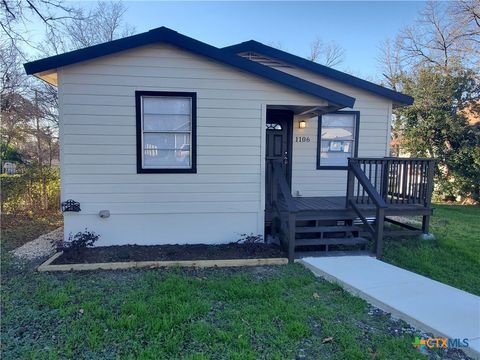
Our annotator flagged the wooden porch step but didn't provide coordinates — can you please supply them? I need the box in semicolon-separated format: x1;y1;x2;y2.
295;237;369;247
383;229;423;237
295;212;356;221
295;225;362;233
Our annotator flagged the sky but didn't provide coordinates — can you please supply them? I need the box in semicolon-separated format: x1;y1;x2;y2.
120;1;425;81
30;1;426;82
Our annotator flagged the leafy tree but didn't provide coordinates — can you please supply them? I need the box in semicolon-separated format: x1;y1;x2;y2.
0;142;23;162
379;1;480;202
394;66;480;200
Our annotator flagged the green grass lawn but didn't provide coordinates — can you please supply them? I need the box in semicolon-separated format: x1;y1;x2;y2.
383;204;480;296
2;264;429;360
2;207;476;359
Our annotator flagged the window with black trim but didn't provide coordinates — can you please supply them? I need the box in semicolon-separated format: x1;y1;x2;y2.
136;91;197;173
317;111;359;169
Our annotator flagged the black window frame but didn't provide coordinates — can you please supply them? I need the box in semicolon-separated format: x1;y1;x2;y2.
135;91;197;174
316;110;360;170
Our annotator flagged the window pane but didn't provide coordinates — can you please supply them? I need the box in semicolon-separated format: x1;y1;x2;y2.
144;133;190;150
319;113;357;167
144;114;190;131
322;114;354;127
322;127;354;140
144;149;191;168
143;97;191;115
320;151;351;166
321;140;353;154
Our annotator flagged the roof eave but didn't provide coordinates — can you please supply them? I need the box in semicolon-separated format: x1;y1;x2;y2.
24;27;356;108
224;40;414;106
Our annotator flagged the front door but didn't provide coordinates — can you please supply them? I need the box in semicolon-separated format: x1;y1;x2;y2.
265;109;293;210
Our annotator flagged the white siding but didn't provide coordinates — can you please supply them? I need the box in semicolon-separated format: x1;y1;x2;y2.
278;67;392;197
58;44;325;246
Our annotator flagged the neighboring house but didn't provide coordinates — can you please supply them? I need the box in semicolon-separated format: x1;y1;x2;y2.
1;161;18;174
24;27;435;261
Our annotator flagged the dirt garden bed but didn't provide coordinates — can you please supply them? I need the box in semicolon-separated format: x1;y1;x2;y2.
53;243;285;264
38;243;288;271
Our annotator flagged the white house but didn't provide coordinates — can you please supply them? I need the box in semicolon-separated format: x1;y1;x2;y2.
25;27;435;261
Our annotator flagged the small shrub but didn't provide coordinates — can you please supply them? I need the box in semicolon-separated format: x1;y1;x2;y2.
1;166;60;214
235;233;264;253
56;229;100;253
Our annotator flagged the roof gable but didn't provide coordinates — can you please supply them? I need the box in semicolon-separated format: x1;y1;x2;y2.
223;40;413;106
24;27;355;108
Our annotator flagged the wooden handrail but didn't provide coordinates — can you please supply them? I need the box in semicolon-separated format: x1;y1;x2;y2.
347;158;386;258
269;160;297;262
346;157;436;258
353;157;435;161
348;160;387;208
271;160;298;213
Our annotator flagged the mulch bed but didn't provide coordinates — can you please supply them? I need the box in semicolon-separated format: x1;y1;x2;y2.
52;243;286;265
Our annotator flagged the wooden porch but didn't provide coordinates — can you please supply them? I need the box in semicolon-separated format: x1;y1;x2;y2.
267;157;436;262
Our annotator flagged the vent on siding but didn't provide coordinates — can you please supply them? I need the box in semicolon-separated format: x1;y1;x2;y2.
238;52;293;68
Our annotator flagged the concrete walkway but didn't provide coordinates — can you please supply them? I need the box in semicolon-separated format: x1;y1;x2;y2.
300;256;480;357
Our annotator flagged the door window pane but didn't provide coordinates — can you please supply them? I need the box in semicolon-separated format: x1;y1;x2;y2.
266;123;282;130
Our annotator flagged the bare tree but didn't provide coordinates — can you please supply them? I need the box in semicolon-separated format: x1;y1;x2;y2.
0;40;27;95
2;0;134;168
307;37;345;67
377;38;405;91
39;1;135;56
0;0;77;51
397;1;479;69
450;0;480;37
0;41;31;151
449;0;480;68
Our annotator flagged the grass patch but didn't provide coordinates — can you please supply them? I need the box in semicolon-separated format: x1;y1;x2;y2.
1;264;427;359
2;208;476;359
383;204;480;295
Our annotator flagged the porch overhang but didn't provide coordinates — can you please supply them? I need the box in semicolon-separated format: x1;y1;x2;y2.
267;104;345;117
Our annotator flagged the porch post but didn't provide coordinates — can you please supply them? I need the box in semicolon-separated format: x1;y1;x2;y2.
375;207;385;258
346;159;354;207
380;159;390;201
422;159;435;234
288;212;296;263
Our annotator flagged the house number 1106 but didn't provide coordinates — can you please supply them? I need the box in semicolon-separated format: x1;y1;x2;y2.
295;136;310;143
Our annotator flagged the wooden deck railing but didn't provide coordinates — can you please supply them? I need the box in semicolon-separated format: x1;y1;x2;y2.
346;157;436;257
348;158;436;206
268;157;436;261
268;160;297;262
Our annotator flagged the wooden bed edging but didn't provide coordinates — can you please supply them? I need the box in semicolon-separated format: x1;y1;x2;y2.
37;252;289;272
